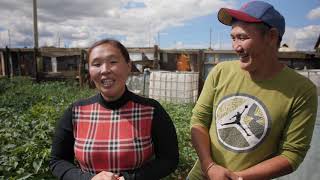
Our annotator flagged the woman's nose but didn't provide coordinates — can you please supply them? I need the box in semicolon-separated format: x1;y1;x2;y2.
101;63;111;74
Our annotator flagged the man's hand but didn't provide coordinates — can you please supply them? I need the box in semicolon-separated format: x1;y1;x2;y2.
206;165;243;180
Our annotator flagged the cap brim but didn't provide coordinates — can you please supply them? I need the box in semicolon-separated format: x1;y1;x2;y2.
218;8;262;26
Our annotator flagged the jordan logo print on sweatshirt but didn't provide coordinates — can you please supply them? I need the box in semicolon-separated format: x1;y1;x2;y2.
216;94;271;152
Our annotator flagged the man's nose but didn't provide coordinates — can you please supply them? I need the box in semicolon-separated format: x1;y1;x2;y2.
233;41;242;52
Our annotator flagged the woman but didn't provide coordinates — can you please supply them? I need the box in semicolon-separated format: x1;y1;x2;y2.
49;39;179;180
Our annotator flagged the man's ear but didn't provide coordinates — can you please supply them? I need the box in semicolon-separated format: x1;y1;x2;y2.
269;28;279;45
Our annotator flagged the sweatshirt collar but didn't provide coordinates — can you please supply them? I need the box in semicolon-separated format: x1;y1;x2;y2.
98;86;132;109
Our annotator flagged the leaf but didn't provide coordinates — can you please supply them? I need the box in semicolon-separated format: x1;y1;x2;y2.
13;161;18;168
32;160;42;174
17;173;33;180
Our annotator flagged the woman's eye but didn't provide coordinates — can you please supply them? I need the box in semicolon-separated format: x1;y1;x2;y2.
110;60;118;64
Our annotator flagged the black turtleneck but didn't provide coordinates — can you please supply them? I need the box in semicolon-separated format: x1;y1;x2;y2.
49;88;179;180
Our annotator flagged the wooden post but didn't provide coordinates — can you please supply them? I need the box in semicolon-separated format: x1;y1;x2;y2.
34;48;39;81
79;49;86;88
17;50;22;76
153;45;160;69
4;47;8;77
0;51;5;76
198;50;204;94
0;51;1;77
5;47;12;78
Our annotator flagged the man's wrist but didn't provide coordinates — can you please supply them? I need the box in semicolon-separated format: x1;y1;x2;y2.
205;162;216;176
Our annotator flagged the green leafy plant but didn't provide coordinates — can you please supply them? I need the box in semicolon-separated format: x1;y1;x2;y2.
0;77;197;179
161;102;197;179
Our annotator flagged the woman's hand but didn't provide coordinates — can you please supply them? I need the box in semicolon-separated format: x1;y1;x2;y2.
91;171;119;180
206;165;243;180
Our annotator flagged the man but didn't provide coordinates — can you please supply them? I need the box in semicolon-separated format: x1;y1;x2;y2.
188;1;318;180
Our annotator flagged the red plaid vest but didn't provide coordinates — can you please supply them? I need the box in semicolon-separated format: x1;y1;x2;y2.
72;100;154;174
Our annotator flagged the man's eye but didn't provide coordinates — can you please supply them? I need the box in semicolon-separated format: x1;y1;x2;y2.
239;36;248;41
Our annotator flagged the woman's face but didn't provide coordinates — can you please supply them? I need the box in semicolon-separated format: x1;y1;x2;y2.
89;43;131;102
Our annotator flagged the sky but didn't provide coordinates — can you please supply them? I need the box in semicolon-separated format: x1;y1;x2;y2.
0;0;319;51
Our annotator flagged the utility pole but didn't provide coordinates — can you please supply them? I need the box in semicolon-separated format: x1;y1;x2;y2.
157;32;160;47
8;30;11;48
33;0;39;81
219;32;222;50
209;27;212;49
148;21;151;47
58;32;61;47
33;0;39;48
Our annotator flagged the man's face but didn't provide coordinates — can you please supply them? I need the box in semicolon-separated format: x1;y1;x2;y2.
230;22;271;72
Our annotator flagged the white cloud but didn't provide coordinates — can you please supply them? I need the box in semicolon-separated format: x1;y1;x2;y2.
69;40;93;48
177;42;211;49
0;0;317;51
0;0;230;48
172;41;185;49
282;25;320;51
307;6;320;20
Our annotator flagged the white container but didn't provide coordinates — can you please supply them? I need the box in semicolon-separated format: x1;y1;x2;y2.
149;71;199;103
296;70;320;95
127;73;150;96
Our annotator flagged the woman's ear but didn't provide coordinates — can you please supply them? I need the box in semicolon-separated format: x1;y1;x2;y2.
128;61;132;73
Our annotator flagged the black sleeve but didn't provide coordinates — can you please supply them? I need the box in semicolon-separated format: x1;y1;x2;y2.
49;105;94;180
124;101;179;180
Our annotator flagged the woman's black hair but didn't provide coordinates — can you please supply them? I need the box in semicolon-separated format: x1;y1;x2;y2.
87;38;130;63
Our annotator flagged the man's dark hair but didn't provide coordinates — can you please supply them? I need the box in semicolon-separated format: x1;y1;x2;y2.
254;22;282;48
